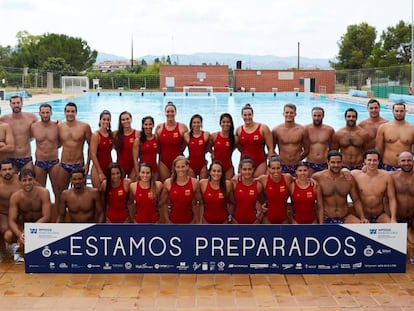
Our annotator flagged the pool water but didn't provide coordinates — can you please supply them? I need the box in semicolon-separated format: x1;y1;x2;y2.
22;92;411;133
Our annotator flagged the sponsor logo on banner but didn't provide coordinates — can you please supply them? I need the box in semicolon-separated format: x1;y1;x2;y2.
24;223;407;274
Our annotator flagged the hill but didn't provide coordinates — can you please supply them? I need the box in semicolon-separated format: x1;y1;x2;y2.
97;52;333;69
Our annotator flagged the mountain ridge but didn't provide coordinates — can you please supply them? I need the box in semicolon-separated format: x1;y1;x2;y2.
96;52;333;69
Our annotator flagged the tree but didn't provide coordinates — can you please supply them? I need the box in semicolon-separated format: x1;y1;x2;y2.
367;20;411;67
5;31;97;71
42;57;75;72
10;31;41;68
0;45;13;67
331;23;377;70
35;33;97;71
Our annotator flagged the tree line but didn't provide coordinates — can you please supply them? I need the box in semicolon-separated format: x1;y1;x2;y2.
331;20;412;70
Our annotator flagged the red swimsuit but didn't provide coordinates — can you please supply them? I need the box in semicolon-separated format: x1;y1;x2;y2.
291;181;317;224
202;181;227;224
239;124;265;167
212;132;233;172
139;136;158;172
134;182;158;223
169;178;194;224
234;180;259;224
158;123;183;169
188;132;207;176
264;175;289;223
97;132;113;174
116;131;136;175
106;179;129;223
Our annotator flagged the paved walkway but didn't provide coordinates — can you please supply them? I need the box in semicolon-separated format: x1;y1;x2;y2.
0;253;414;310
1;92;413;310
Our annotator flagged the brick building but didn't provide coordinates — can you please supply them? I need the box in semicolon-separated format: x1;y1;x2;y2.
159;65;335;93
160;65;230;92
234;69;335;93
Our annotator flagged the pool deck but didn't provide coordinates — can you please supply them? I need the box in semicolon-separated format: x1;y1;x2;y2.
3;91;413;113
2;92;414;310
1;247;414;310
0;93;69;112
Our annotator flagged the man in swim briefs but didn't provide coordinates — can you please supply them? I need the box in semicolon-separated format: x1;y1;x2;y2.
313;150;367;224
30;103;60;198
376;102;414;171
330;108;370;170
304;107;335;175
0;95;37;172
56;103;92;208
272;103;310;174
351;149;397;223
391;151;414;242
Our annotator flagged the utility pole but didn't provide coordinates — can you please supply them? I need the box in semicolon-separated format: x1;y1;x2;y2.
131;34;134;68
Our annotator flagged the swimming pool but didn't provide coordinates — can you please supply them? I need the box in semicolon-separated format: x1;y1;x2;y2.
21;91;412;133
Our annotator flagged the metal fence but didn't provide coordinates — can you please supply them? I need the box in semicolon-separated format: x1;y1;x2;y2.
336;64;411;98
0;65;412;99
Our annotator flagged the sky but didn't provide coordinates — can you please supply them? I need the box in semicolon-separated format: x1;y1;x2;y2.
1;0;411;60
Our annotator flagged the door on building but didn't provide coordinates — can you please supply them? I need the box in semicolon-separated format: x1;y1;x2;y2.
165;77;175;92
304;78;316;92
310;78;316;92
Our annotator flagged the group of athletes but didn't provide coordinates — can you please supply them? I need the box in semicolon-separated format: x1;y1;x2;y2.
1;94;414;262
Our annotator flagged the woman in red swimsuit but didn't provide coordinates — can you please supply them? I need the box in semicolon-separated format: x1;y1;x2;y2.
90;110;113;188
200;161;234;224
159;156;202;224
184;114;210;179
129;163;163;223
155;102;188;182
113;111;139;181
231;157;264;224
100;162;131;223
257;156;294;224
132;116;159;181
290;162;318;224
210;113;238;180
235;104;275;177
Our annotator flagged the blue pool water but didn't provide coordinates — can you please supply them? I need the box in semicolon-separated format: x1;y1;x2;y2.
19;92;413;133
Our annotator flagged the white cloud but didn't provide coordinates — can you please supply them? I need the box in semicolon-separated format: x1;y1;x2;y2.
0;0;410;59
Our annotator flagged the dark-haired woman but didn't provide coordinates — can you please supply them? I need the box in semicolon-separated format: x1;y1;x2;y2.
132;116;159;181
231;157;264;224
290;162;318;224
129;163;163;223
113;111;139;181
100;162;131;223
210;113;238;180
257;156;294;224
155;102;188;182
200;161;234;224
236;104;274;177
184;114;210;179
90;110;113;188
